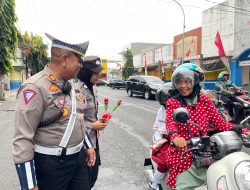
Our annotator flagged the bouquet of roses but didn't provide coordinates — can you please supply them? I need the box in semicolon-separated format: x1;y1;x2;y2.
100;98;122;122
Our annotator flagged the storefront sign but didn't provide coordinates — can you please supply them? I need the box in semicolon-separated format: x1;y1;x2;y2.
239;60;250;66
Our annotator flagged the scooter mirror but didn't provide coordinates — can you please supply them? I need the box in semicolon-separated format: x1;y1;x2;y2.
173;108;190;123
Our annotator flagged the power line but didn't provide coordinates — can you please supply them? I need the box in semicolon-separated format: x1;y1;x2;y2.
156;0;250;16
203;0;250;13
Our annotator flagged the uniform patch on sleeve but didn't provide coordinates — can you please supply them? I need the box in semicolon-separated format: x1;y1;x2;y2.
23;89;37;105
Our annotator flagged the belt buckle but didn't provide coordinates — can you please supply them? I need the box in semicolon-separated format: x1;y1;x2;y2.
56;147;66;156
56;148;62;156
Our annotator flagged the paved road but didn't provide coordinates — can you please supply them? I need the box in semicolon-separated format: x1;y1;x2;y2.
0;87;158;190
0;92;19;190
1;86;250;190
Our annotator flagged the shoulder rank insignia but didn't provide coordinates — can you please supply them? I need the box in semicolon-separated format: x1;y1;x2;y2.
50;84;59;92
49;74;57;82
23;89;37;105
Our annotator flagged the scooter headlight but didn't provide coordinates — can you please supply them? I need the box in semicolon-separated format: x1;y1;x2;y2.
216;176;228;190
235;161;250;190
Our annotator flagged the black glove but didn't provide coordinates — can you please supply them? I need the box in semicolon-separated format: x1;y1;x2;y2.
230;124;243;136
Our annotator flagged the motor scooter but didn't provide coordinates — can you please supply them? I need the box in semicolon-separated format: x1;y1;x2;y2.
208;90;232;122
216;84;250;127
144;107;250;190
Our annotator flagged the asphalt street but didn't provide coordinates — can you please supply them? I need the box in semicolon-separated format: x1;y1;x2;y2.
0;87;158;190
1;86;250;190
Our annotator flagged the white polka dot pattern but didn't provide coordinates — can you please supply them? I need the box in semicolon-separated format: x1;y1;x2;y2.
164;94;233;188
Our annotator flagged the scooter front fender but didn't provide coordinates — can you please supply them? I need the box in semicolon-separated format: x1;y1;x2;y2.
207;152;250;190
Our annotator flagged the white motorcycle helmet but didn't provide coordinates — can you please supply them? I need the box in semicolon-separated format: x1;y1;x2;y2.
218;71;230;81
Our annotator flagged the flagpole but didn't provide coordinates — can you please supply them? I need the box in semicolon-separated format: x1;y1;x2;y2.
172;0;185;65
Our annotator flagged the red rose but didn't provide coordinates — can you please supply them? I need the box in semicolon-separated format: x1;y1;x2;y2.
104;98;109;104
101;113;112;120
117;100;122;105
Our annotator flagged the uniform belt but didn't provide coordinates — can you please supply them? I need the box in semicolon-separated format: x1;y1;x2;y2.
34;141;83;156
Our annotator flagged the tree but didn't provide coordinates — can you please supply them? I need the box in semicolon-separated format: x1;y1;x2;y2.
122;48;134;80
20;32;49;75
0;0;19;75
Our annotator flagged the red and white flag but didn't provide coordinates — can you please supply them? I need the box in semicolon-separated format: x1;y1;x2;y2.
160;46;165;74
214;31;230;73
214;31;226;57
185;47;190;57
144;53;148;75
191;38;200;65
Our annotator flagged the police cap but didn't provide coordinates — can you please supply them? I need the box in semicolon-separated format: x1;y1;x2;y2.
83;56;103;73
45;33;89;61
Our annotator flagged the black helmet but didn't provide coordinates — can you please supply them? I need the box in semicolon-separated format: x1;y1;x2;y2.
156;83;172;106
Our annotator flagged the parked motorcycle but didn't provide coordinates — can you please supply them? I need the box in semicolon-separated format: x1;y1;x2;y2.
144;107;250;190
214;84;250;127
210;90;232;122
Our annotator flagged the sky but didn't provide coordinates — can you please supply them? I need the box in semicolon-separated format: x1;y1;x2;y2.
15;0;225;60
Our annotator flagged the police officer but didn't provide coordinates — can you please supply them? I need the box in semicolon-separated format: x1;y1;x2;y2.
13;33;95;190
72;56;108;188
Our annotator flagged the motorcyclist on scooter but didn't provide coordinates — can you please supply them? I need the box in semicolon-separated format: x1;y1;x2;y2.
175;63;217;100
215;71;241;117
162;68;250;190
150;63;219;190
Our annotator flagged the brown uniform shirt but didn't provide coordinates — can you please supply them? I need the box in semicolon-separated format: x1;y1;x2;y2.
13;66;86;164
72;80;98;148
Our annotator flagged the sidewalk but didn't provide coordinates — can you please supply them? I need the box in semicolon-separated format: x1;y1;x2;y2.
5;89;17;98
0;89;17;103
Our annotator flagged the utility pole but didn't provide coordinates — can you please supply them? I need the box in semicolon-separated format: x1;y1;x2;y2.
172;0;185;65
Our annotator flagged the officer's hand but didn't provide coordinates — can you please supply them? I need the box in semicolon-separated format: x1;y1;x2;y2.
87;148;96;167
30;186;39;190
92;120;108;130
172;137;187;148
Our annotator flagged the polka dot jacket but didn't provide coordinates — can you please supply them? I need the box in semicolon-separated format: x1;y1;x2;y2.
165;94;234;188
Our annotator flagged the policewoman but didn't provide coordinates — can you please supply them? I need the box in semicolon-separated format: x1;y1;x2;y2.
13;33;95;190
72;56;107;188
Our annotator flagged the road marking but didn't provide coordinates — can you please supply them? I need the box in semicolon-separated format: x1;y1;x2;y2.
0;120;12;126
111;118;151;148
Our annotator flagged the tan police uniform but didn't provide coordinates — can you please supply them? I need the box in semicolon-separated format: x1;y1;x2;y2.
13;66;88;162
72;80;98;148
13;33;92;190
73;55;103;188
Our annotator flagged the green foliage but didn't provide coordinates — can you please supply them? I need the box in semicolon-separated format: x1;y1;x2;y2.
0;0;18;75
122;49;134;80
20;32;49;74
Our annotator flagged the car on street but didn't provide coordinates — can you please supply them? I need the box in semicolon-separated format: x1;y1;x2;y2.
108;79;126;89
125;75;165;100
97;79;108;86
